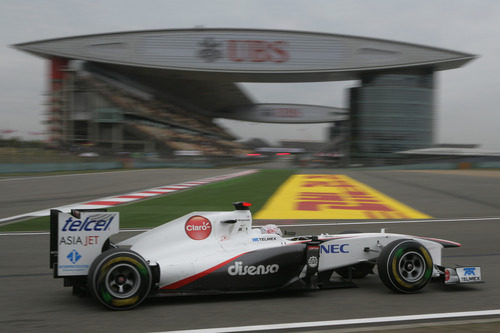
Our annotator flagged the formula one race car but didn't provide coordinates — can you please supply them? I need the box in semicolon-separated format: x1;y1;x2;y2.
49;202;482;310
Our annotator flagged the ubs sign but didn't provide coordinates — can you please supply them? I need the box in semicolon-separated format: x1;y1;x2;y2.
138;30;347;72
198;37;289;63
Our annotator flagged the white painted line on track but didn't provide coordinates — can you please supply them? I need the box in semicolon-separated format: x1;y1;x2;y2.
0;232;50;236
157;309;500;333
272;216;500;228
2;216;500;236
0;169;257;223
0;228;149;236
0;168;152;182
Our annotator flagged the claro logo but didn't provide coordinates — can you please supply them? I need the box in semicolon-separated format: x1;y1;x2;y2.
228;261;279;276
185;216;212;240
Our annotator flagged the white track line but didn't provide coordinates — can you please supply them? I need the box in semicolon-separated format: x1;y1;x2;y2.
0;228;149;236
157;309;500;333
0;169;152;182
0;169;257;223
272;216;500;228
2;216;500;236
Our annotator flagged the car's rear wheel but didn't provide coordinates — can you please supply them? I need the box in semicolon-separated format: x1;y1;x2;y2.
377;239;433;293
88;248;152;310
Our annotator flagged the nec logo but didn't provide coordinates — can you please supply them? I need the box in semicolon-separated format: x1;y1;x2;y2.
320;244;350;254
61;215;115;232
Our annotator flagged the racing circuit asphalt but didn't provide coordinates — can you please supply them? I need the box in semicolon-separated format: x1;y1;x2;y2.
0;168;251;220
1;167;500;332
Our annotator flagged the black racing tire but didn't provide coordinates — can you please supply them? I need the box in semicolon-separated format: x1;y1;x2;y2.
88;248;152;310
377;239;433;293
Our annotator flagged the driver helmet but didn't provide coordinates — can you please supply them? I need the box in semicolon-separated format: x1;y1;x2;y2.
260;224;283;236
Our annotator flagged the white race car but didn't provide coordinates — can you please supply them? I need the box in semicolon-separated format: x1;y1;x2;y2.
50;202;482;310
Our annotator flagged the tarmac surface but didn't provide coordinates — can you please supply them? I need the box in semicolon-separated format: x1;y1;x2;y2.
0;168;246;220
1;167;500;332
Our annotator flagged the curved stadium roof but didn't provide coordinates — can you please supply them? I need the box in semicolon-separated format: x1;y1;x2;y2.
14;28;476;113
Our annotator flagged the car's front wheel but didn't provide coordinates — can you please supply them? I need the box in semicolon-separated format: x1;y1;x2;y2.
88;248;152;310
377;239;433;293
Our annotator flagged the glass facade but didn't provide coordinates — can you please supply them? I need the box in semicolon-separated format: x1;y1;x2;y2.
349;72;434;161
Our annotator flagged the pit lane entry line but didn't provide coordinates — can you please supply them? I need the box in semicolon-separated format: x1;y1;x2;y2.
158;309;500;333
0;169;257;224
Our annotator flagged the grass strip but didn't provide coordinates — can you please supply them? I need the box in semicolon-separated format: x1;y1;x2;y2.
0;169;295;232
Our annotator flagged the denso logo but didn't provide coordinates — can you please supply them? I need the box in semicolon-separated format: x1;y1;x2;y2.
185;216;212;240
228;261;279;276
320;244;350;254
61;215;115;232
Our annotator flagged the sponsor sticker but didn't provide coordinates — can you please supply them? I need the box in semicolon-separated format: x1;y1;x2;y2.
57;211;119;276
66;249;82;264
252;236;278;242
320;243;350;254
255;174;431;219
185;216;212;240
59;235;100;246
61;214;115;231
227;261;279;276
307;256;319;268
457;267;482;283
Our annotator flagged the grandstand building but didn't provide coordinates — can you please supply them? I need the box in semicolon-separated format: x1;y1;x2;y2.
15;29;475;162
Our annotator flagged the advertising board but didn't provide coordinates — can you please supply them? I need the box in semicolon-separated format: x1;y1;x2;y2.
218;104;347;123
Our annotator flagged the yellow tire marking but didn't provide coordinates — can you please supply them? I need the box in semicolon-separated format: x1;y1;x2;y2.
102;257;141;271
112;296;139;307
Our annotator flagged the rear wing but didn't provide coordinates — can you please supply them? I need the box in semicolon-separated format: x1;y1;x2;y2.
50;209;120;278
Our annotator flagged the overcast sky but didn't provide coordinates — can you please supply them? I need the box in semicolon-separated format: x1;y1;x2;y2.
1;0;499;148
